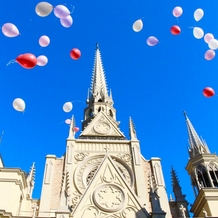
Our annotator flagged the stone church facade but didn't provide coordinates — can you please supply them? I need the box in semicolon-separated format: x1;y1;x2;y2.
0;45;218;217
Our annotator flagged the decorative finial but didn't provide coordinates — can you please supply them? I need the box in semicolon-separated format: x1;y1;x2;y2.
96;42;99;49
183;111;188;119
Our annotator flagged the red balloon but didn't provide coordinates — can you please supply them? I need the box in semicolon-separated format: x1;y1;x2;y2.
203;87;215;97
70;48;81;60
73;127;79;132
170;25;181;35
16;53;37;69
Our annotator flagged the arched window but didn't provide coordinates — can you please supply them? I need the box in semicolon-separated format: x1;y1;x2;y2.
195;165;211;188
109;109;113;118
208;162;218;187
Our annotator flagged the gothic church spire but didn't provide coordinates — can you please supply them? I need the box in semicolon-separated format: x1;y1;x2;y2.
171;167;186;201
183;111;210;157
90;43;108;102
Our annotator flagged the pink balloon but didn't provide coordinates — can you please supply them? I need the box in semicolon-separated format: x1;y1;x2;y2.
39;35;50;47
60;15;73;28
37;55;48;66
204;33;214;44
65;119;71;124
146;36;159;46
204;50;215;61
2;23;19;37
54;5;70;18
172;6;183;18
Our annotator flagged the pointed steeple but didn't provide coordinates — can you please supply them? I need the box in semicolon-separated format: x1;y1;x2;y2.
171;166;185;201
183;111;210;157
26;162;35;198
68;115;76;139
129;117;137;140
90;43;108;102
82;44;116;129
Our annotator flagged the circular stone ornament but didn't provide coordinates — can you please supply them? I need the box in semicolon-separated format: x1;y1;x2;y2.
93;184;126;212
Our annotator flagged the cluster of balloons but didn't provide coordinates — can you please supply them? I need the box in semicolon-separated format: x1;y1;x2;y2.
171;6;182;35
13;98;25;112
203;87;215;98
35;2;73;28
14;53;48;69
132;19;159;47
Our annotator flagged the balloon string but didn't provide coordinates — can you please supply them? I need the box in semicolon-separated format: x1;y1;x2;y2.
71;100;85;104
176;17;179;24
6;59;15;66
70;5;75;14
20;19;33;36
58;120;65;125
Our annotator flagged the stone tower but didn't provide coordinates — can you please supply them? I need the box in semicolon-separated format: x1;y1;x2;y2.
38;44;172;218
184;112;218;217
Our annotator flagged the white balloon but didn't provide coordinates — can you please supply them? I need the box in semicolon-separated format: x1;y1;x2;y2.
193;27;204;39
37;55;48;66
60;15;73;28
204;33;214;44
132;19;143;32
39;35;50;47
54;5;70;18
63;102;73;112
208;39;218;50
172;6;183;18
65;119;71;124
194;8;204;21
2;23;19;37
13;98;25;112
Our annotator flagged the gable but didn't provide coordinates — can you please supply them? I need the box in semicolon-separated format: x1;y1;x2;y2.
79;111;126;138
72;155;149;218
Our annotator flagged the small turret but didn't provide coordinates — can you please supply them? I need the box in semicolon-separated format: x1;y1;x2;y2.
171;166;186;201
26;162;35;198
129;117;137;140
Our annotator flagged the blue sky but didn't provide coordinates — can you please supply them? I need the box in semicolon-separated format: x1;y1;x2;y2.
1;0;218;208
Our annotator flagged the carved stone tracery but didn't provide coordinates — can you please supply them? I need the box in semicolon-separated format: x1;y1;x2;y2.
74;155;134;194
93;184;125;212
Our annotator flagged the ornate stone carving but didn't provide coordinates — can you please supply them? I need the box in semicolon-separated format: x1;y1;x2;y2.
93;185;125;212
74;152;89;161
122;207;136;218
94;122;111;135
81;206;99;218
115;161;132;186
79;136;127;140
71;191;81;210
74;156;134;194
75;157;103;193
117;154;132;165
